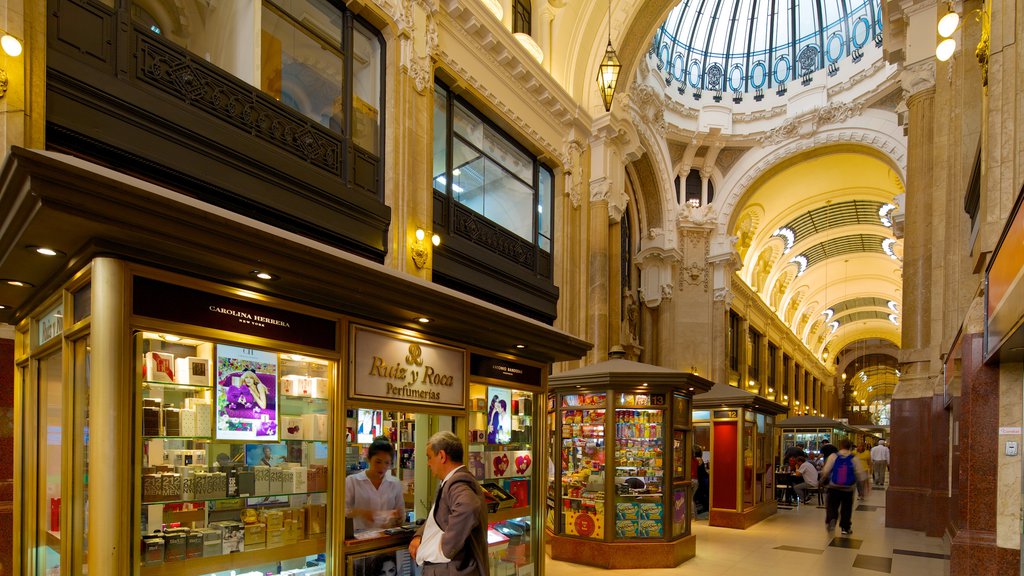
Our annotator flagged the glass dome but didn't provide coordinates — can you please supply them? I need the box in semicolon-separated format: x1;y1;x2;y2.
650;0;882;102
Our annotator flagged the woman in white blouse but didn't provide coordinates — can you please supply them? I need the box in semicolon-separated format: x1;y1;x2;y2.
346;436;405;533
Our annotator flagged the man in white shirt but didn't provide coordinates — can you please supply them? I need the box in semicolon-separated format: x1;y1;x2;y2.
792;456;819;504
869;441;890;486
408;431;487;576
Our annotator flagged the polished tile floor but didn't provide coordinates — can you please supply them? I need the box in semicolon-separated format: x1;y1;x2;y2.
546;486;949;575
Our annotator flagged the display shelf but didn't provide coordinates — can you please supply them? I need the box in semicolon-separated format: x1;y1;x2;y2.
145;489;327;506
617;493;664;498
488;505;531;523
143;435;213;440
140;381;212;390
46;530;60;551
139;535;326;576
280;394;328;401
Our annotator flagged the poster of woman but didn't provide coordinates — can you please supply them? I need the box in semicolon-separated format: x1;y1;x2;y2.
216;345;278;440
486;387;512;444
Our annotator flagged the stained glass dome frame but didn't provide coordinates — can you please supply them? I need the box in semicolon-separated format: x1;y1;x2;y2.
649;0;883;103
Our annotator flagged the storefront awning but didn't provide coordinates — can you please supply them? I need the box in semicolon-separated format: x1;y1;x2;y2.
0;148;591;363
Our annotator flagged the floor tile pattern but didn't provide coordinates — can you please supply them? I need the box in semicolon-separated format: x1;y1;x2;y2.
546;487;949;576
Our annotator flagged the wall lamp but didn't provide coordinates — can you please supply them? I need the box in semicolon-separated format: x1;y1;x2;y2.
411;228;441;269
935;2;990;86
0;32;23;99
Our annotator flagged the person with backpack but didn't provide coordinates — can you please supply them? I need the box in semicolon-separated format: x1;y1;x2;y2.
819;439;868;536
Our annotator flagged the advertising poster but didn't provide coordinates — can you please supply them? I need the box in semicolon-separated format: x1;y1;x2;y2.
357;408;382;444
486;387;512;445
216;345;279;441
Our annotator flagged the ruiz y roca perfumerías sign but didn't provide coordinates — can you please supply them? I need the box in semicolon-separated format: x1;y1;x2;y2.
351;325;465;408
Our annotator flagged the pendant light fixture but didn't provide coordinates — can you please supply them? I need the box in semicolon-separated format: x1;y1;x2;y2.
596;0;620;112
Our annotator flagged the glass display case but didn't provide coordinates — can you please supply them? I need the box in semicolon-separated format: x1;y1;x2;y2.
468;381;539;575
136;332;331;576
546;360;712;570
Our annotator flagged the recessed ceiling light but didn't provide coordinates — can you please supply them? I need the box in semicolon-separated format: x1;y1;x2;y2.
0;304;8;310
28;246;63;257
641;382;648;387
250;270;277;281
3;279;32;287
162;334;181;342
515;344;526;349
416;317;431;323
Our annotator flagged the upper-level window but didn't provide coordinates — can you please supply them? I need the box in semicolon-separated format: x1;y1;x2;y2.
131;0;382;154
728;311;741;372
513;0;532;35
433;82;553;253
685;169;701;205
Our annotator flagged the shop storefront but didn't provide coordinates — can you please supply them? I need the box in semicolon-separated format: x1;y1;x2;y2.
544;356;712;569
691;384;787;529
776;415;852;465
3;149;590;575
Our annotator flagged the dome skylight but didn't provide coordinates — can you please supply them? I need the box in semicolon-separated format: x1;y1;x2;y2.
650;0;882;103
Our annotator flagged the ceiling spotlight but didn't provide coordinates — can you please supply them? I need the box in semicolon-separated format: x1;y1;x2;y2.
0;304;8;309
250;270;277;281
416;317;431;323
3;279;32;287
28;246;63;257
515;344;526;349
162;334;182;342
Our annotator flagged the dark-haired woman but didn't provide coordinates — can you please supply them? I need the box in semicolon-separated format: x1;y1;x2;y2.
346;436;405;533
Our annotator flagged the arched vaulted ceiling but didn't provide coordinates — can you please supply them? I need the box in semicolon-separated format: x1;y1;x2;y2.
733;147;903;360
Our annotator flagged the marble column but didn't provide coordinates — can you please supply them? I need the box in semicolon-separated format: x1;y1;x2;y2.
887;60;943;532
588;190;610;361
608;214;623;351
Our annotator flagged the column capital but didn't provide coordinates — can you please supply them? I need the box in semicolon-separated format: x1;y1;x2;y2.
900;59;936;101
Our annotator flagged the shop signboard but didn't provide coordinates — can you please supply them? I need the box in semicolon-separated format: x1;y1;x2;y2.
132;276;336;350
469;353;541;385
38;303;64;346
351;325;465;408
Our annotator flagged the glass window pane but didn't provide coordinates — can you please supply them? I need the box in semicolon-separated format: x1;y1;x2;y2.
73;337;91;573
133;1;258;83
73;284;91;323
452;139;485;213
433;87;449;193
453;102;483;148
482;125;532;184
39;352;64;572
482;158;533;240
352;21;381;154
261;0;344;133
538;167;552;251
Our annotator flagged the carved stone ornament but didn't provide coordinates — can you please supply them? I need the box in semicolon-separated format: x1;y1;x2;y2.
563;139;586;209
677;200;717;227
627;82;667;136
713;287;734;305
812;101;863;129
900;59;936;100
756;121;800;146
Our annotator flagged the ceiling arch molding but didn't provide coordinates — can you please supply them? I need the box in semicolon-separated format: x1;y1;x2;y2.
721;116;907;234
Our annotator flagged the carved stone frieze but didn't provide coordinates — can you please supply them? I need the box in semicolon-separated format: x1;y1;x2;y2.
756;122;800;146
626;82;667;136
137;35;341;175
812;101;864;129
677;228;710;291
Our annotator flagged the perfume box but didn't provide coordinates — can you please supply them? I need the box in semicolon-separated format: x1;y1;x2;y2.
161;473;182;502
163;407;181;436
174;357;210;386
306;503;326;535
270;468;288;494
185;530;204;559
310;377;328;399
179;408;196;437
281;415;304;440
290;467;308;493
243;522;266;549
211;521;244;554
282;375;310;397
237;469;255;497
225;466;239;498
283;519;299;544
266;527;285;548
143;398;162;436
301;413;328;441
261;509;284;531
142;537;164;566
163;530;187;562
254;466;271;495
199;527;222;557
210;471;227;499
142;474;162;503
144;352;175;382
